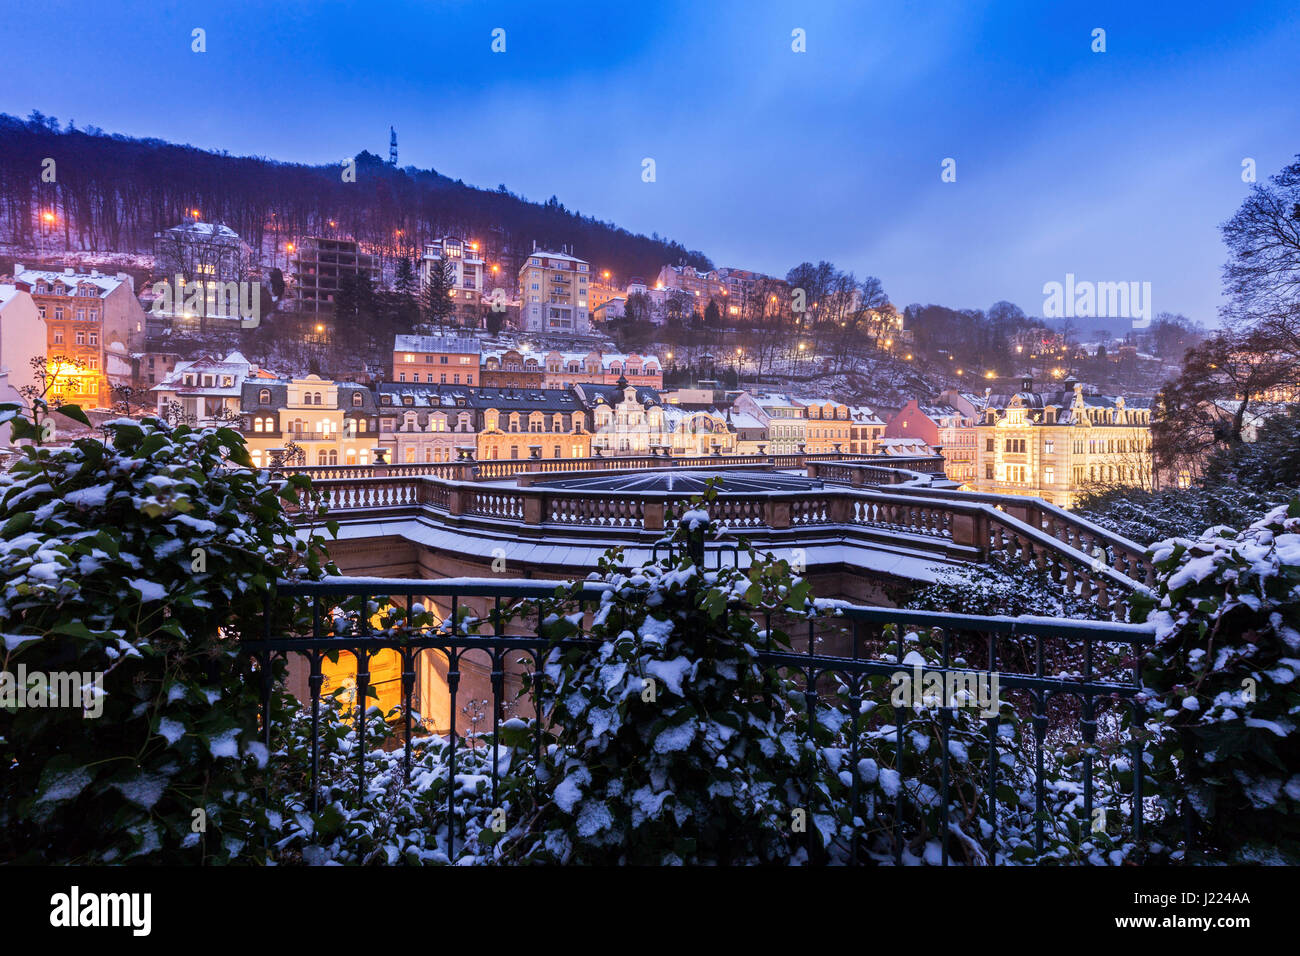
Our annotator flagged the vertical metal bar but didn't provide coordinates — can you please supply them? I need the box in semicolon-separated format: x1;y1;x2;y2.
402;648;415;786
805;668;817;863
447;649;460;860
894;699;906;866
1082;637;1095;838
938;627;950;866
491;648;504;811
309;651;323;814
356;648;370;804
1033;634;1046;857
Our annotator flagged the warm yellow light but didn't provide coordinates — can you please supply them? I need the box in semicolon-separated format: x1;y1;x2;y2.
666;351;673;359
315;324;324;333
329;220;337;228
491;264;499;273
798;343;806;351
736;348;743;355
985;371;995;379
42;211;56;223
191;209;201;219
956;369;964;376
470;241;479;250
602;271;610;279
905;353;913;360
286;242;295;253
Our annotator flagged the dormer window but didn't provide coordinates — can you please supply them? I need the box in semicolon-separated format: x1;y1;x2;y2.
351;392;363;407
381;394;393;405
259;388;271;405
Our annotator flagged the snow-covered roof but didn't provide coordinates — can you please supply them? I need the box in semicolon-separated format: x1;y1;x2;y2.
394;334;482;354
13;267;126;297
163;221;244;241
526;249;589;265
728;411;767;430
151;351;261;394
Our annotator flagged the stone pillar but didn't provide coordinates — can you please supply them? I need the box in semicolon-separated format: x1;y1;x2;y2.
766;499;792;530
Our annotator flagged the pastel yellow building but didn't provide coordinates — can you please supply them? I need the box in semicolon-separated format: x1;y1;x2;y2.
240;374;379;467
974;381;1153;507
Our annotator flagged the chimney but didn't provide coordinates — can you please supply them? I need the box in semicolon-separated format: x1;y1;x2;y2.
13;263;23;276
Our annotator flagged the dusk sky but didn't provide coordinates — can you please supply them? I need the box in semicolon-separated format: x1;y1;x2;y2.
4;0;1298;325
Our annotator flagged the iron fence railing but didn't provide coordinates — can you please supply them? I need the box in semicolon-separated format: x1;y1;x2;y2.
246;570;1159;865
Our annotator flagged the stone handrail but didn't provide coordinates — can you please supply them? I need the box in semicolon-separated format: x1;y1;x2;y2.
809;460;939;487
873;485;1155;586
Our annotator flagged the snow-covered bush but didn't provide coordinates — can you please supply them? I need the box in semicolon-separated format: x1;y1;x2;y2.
495;506;829;864
0;401;332;863
268;696;527;865
902;555;1110;621
1134;497;1300;863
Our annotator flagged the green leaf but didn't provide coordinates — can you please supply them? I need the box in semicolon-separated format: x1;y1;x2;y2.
55;404;91;426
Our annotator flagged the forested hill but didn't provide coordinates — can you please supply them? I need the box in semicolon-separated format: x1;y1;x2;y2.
0;112;713;279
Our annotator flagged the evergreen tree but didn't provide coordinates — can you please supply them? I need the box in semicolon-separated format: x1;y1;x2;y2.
421;256;456;331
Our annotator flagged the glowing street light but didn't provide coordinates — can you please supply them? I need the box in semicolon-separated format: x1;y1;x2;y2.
42;211;56;224
315;323;325;333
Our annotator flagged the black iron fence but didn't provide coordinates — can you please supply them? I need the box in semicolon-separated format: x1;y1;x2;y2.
247;572;1159;865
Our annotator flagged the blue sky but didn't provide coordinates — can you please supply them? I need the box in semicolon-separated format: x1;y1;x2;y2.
3;0;1298;325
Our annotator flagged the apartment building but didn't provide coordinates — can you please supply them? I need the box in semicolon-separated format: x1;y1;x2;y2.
476;386;591;462
732;392;806;454
794;398;853;453
577;379;734;456
973;379;1154;507
847;405;886;455
376;383;480;464
519;248;590;333
392;334;481;385
15;265;145;408
419;237;485;328
291;237;381;315
654;263;727;315
885;393;982;484
0;280;45;399
240;375;378;468
153;350;274;426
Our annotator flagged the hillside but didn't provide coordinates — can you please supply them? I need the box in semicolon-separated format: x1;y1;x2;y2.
0;112;712;281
